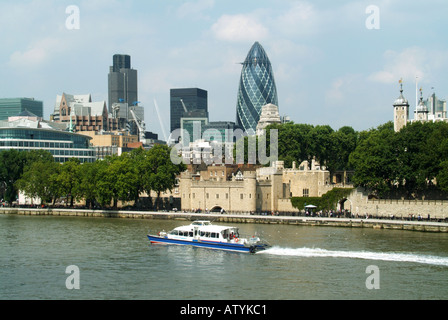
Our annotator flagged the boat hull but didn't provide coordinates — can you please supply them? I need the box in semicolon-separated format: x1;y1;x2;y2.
147;235;269;253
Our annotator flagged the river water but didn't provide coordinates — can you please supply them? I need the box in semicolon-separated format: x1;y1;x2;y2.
1;214;447;300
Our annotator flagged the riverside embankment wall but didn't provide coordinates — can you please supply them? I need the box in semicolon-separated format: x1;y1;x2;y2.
347;188;448;220
1;208;448;233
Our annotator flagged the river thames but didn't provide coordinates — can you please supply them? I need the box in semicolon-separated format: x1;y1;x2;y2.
1;213;447;300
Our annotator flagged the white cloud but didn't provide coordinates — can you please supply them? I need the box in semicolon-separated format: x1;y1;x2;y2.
177;0;214;19
325;74;362;104
211;14;269;42
8;37;64;69
273;1;319;37
368;47;448;85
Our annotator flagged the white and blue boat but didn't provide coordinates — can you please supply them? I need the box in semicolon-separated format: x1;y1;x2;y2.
147;220;270;253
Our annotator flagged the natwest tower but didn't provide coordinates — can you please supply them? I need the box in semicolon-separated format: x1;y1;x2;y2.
236;42;278;133
108;54;138;113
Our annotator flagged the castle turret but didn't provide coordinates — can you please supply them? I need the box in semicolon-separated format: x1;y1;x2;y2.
393;79;409;132
414;88;429;122
179;171;192;211
243;171;257;212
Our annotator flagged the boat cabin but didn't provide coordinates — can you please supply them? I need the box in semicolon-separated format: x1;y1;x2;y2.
168;220;240;242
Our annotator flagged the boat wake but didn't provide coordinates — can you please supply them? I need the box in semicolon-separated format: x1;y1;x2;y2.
258;246;448;267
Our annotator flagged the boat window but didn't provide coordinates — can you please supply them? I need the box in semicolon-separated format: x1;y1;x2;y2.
189;232;193;237
192;221;211;226
170;230;178;235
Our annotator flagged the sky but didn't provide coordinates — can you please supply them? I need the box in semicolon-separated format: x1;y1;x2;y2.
1;0;447;140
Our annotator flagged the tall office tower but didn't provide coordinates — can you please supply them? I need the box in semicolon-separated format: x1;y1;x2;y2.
425;92;447;120
108;54;138;114
170;88;208;134
112;54;131;72
235;42;278;133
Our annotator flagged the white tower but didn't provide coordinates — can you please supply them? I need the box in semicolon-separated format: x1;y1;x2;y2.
393;79;409;132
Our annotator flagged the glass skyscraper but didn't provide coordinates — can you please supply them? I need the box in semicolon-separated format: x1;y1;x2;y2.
236;42;278;133
0;98;43;121
170;88;208;133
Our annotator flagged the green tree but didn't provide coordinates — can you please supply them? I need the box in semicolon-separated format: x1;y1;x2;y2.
0;150;53;203
142;144;186;210
233;134;260;165
349;121;448;198
94;159;114;208
309;125;334;169
128;147;149;201
265;122;314;168
76;161;100;208
349;122;398;196
437;161;448;193
56;159;82;207
95;154;139;209
16;160;59;205
326;126;358;173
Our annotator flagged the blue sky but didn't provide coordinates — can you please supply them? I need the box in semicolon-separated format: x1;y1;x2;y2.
0;0;447;139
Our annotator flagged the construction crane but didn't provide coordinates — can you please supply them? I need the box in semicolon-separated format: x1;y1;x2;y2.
153;99;168;142
129;102;146;145
180;99;188;113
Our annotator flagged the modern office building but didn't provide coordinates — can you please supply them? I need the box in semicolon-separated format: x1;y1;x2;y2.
0;111;95;163
108;54;138;114
170;88;208;134
202;121;240;143
425;92;447;120
0;98;43;121
235;42;278;133
180;109;209;145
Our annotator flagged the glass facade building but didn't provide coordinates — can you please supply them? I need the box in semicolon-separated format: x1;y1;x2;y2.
170;88;208;134
424;93;447;119
0;98;43;121
235;42;278;133
202;121;240;143
0;128;95;163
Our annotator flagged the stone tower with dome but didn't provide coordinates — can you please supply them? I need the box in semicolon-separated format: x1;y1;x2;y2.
393;80;410;132
413;88;429;122
256;103;281;135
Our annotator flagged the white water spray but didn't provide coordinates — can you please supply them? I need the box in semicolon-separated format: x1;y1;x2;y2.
258;247;448;267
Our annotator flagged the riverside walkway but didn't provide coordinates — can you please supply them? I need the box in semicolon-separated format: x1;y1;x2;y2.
1;207;448;233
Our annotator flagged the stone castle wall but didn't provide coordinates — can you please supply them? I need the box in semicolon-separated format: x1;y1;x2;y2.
346;188;448;219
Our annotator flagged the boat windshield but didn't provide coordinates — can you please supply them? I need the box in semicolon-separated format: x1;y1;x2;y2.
191;221;211;226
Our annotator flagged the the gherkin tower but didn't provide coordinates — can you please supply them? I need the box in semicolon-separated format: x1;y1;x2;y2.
236;42;278;133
